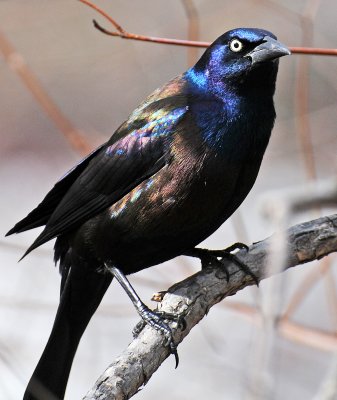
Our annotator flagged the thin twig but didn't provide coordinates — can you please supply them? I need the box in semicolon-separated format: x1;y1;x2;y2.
79;0;126;34
92;20;209;47
78;0;337;56
290;47;337;56
181;0;200;66
295;0;319;181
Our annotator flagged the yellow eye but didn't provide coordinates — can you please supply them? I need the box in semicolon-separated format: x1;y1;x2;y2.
229;39;243;52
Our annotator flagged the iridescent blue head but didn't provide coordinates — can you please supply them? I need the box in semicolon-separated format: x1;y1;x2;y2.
187;28;290;97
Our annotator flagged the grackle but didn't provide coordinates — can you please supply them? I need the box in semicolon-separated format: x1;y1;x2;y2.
7;28;290;400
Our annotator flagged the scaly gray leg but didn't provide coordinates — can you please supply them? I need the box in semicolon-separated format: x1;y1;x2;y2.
105;264;179;367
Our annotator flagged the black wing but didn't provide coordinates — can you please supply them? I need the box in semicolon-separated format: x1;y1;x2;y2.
6;144;105;236
16;94;188;257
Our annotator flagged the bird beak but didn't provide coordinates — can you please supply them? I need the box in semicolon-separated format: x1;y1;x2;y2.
245;36;291;65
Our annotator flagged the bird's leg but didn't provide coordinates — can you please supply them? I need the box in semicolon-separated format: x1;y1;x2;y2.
105;264;179;367
184;243;259;285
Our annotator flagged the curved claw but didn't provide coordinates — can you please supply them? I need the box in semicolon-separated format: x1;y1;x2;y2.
176;314;187;331
149;315;179;368
223;253;259;286
169;341;179;368
133;306;180;367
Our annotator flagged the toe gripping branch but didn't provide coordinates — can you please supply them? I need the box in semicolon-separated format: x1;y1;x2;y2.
105;264;183;368
184;242;259;285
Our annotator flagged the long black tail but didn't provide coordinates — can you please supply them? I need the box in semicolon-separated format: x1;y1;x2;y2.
23;264;112;400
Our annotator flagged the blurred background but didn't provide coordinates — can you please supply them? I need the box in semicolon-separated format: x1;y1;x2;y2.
1;0;337;399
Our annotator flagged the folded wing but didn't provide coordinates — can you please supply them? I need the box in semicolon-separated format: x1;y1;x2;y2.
9;99;188;258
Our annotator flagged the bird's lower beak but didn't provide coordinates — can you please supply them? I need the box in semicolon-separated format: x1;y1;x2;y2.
245;36;291;65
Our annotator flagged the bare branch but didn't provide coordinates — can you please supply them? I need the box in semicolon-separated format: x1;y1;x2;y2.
181;0;200;66
83;214;337;400
78;0;337;56
92;20;209;48
79;0;126;34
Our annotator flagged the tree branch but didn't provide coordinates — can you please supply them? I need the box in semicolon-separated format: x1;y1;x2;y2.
78;0;337;56
83;214;337;400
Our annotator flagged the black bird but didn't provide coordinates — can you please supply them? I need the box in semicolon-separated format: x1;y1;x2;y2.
7;28;290;400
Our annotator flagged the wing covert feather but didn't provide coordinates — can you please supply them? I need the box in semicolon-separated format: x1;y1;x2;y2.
23;100;188;255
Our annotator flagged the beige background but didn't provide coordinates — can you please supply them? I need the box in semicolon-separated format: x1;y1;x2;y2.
1;1;337;399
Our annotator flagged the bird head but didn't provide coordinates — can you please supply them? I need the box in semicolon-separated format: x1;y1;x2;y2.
189;28;290;96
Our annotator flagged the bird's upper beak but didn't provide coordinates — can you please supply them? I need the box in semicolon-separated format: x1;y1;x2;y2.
245;36;291;65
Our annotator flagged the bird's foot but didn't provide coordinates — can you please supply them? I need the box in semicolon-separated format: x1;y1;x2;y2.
151;292;187;330
184;243;258;285
132;305;181;368
155;310;187;331
133;310;186;337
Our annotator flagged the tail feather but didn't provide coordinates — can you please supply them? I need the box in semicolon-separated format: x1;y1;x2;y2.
23;262;112;400
19;229;59;261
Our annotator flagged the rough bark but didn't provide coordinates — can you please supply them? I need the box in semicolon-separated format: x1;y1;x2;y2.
83;214;337;400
